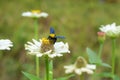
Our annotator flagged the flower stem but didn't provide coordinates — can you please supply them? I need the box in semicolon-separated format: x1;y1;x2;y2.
45;56;49;80
98;43;104;59
36;56;39;77
45;56;53;80
34;18;40;77
49;60;53;80
34;19;39;39
111;39;116;77
80;74;84;80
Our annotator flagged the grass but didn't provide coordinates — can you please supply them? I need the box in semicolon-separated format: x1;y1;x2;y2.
0;0;120;80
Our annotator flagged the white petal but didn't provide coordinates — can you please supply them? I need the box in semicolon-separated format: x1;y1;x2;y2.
25;39;41;56
48;54;57;58
22;11;48;18
39;12;48;18
32;39;41;46
75;69;82;75
86;64;96;70
55;53;63;57
64;65;75;74
81;68;94;74
0;39;13;50
48;53;63;58
36;53;43;57
22;12;32;17
111;22;116;27
44;50;52;55
54;42;70;54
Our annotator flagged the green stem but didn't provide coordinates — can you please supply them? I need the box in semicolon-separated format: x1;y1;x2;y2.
36;56;39;77
45;56;49;80
98;43;104;59
80;74;84;80
111;39;116;77
34;18;40;77
49;60;53;80
34;19;39;39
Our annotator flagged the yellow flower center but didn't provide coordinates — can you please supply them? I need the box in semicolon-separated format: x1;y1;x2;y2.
42;38;50;45
32;10;41;13
49;34;55;38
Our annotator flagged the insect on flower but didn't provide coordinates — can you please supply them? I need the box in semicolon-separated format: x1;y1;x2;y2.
25;27;70;58
48;27;65;44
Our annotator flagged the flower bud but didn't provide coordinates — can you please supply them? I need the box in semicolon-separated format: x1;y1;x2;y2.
97;31;106;43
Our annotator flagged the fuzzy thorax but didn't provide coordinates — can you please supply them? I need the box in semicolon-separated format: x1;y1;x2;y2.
49;34;56;38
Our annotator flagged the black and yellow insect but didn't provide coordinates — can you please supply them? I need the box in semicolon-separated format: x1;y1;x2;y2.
48;27;65;44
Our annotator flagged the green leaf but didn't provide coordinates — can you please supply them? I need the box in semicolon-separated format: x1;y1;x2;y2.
86;48;111;68
100;63;111;68
22;71;40;80
113;75;120;80
86;47;102;64
97;72;112;78
54;74;75;80
97;73;120;80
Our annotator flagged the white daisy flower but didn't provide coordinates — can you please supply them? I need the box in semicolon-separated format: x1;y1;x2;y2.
99;23;120;38
22;10;48;18
0;39;13;50
25;38;70;58
64;56;96;75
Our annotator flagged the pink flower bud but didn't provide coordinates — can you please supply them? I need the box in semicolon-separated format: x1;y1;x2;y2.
97;32;106;43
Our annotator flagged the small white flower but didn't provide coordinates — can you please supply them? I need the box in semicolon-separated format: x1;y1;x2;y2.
0;39;13;50
25;39;70;58
64;56;96;75
22;10;48;18
99;23;120;38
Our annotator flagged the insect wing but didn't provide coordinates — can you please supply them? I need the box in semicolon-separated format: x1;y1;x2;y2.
50;27;55;34
56;36;65;39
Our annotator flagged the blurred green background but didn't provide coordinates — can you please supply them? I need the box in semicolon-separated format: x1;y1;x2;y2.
0;0;120;80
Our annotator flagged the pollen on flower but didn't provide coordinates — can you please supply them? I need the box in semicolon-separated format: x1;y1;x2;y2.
49;34;55;38
42;38;50;45
31;10;41;13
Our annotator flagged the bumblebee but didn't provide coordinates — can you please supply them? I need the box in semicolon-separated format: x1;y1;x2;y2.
48;27;65;44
